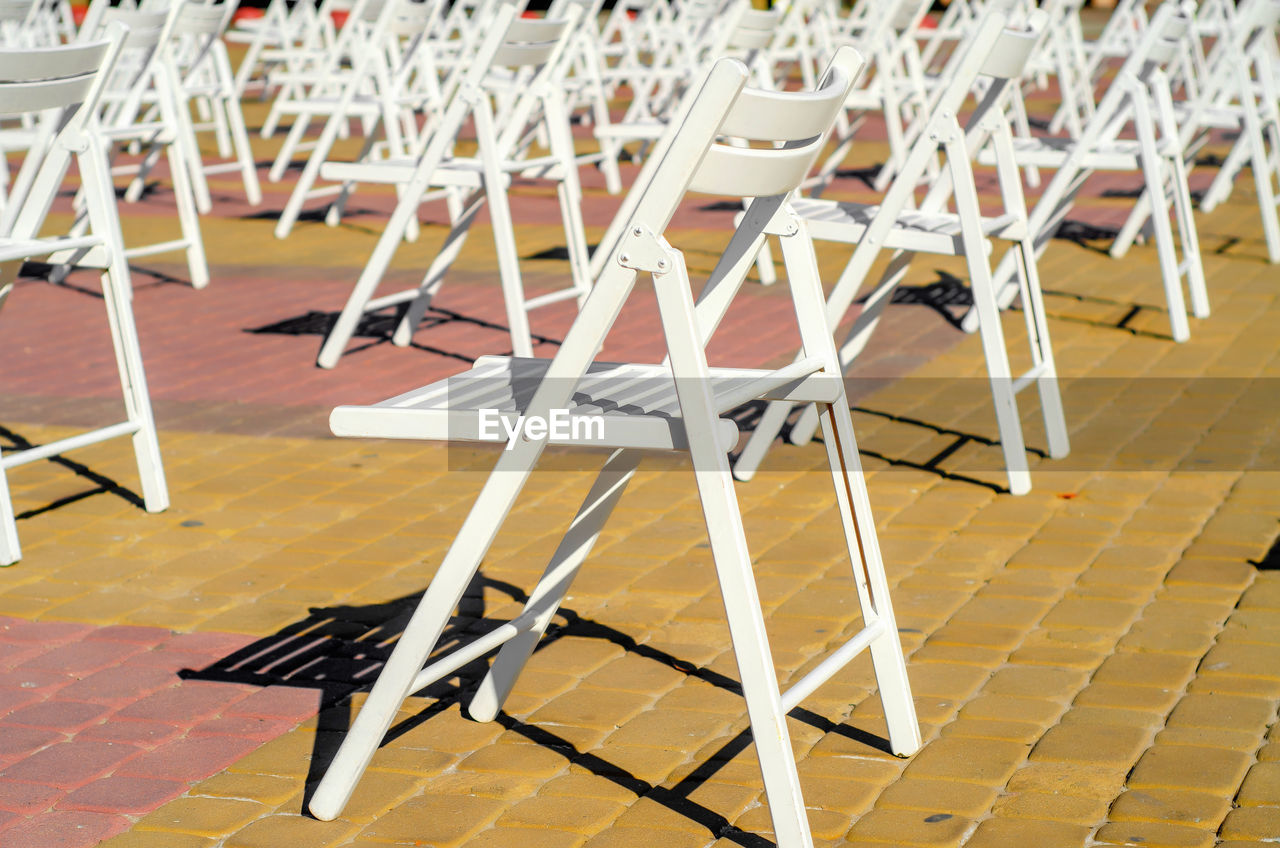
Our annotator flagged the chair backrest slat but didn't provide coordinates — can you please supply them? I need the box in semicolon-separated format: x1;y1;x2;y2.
0;41;111;82
0;73;99;113
979;13;1043;80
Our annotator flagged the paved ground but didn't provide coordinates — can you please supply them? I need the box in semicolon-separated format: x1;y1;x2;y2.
1;31;1279;848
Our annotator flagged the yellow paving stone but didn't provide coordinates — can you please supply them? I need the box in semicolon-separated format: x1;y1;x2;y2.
457;743;572;779
333;770;432;823
1006;542;1101;570
1008;643;1107;668
134;796;272;837
958;694;1064;725
1186;673;1280;698
730;804;851;841
1127;745;1254;794
1164;558;1256;589
1117;619;1222;655
1219;806;1280;840
1108;788;1231;828
537;774;641;805
354;793;508;846
223;815;357;848
876;777;998;817
496;795;626;833
604;709;735;749
1059;705;1165;729
982;666;1090;700
1004;762;1127;800
608;795;717;834
190;773;300;805
931;622;1039;653
963;817;1092;848
579;826;710;848
464;826;589;848
98;833;217;848
1236;762;1280;806
939;718;1044;744
989;790;1108;824
227;731;348;779
1030;722;1150;766
910;644;1009;668
1073;682;1184;712
1094;820;1216;848
424;770;544;800
902;737;1029;785
1200;642;1280;678
1154;725;1266;752
846;807;972;847
579;744;691;784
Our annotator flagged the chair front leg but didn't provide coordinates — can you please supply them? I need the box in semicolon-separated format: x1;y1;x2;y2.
469;449;641;722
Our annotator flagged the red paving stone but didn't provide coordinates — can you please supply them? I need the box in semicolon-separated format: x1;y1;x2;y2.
0;618;320;843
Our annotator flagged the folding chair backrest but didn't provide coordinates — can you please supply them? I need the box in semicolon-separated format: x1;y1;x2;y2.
384;0;434;36
171;2;237;37
598;46;863;275
726;6;782;51
494;14;577;67
0;38;116;114
0;1;28;24
0;29;125;237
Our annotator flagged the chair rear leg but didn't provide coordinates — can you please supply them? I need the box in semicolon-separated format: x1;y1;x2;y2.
82;150;169;511
817;401;920;755
391;188;486;348
469;449;640;722
1014;240;1069;460
164;145;210;289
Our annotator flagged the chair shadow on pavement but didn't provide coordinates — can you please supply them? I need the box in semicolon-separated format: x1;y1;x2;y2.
245;305;560;364
179;572;894;846
0;424;145;520
727;402;1018;495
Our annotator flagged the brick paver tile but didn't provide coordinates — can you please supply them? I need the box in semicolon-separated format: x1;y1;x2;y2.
1236;761;1280;806
114;735;263;782
1095;820;1215;848
4;700;111;733
60;775;188;814
1108;787;1230;828
0;809;128;848
1219;805;1280;840
1;740;141;788
963;817;1092;848
1030;722;1151;767
1127;745;1254;794
0;779;61;814
359;794;507;846
848;807;972;847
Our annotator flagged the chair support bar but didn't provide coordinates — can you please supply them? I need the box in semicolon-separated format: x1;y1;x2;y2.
780;617;885;713
714;356;830;414
0;421;140;470
408;611;539;695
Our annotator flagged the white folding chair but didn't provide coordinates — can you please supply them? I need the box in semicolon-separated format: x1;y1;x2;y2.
736;12;1067;496
976;0;1207;343
271;0;442;236
0;28;169;566
58;0;211;289
804;0;933;196
264;0;440;187
163;0;263;209
226;0;324;100
1152;0;1280;263
307;48;921;848
313;2;592;367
